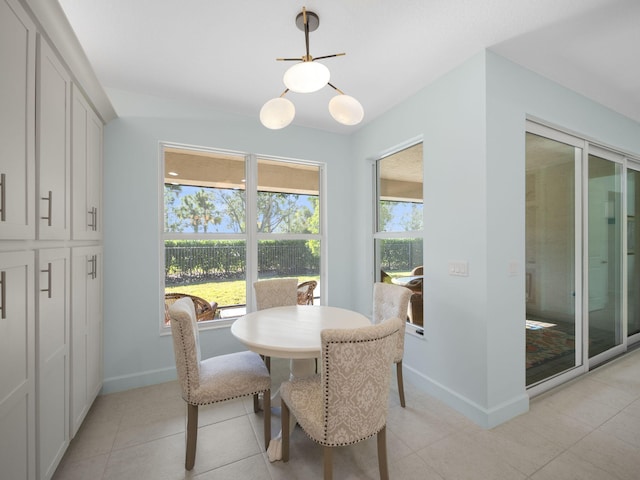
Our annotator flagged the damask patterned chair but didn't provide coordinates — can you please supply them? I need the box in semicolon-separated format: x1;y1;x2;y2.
168;297;271;470
280;317;402;480
372;282;412;407
253;277;299;371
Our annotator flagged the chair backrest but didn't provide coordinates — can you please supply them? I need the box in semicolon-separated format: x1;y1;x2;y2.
296;280;317;305
168;297;202;403
164;293;216;324
372;282;411;363
410;265;424;276
320;318;402;445
253;278;298;310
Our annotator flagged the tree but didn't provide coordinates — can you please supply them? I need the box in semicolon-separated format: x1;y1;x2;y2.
164;184;184;232
377;201;394;231
400;203;423;232
176;189;222;233
257;192;305;233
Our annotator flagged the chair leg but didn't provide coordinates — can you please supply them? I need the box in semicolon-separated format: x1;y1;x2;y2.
396;360;406;408
253;393;260;413
323;446;333;480
185;403;199;470
261;355;271;373
281;400;290;462
377;426;389;480
262;389;271;450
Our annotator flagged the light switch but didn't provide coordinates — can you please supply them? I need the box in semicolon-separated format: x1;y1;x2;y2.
449;261;469;276
508;261;519;276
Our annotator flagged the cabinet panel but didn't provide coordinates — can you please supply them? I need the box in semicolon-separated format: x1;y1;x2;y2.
71;85;103;240
37;36;70;240
70;246;102;437
36;248;70;480
0;0;36;239
0;251;36;480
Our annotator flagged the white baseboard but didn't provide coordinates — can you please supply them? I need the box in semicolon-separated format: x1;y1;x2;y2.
403;364;529;428
101;366;177;394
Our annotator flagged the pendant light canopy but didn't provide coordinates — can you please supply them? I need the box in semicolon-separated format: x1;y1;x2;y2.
260;7;364;130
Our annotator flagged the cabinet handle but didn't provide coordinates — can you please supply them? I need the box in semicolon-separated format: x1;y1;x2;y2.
0;271;5;319
88;206;98;231
88;255;97;280
0;173;5;222
40;263;52;298
41;190;53;226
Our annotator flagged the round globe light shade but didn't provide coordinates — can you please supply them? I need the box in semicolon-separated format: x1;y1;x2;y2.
260;97;295;129
328;94;364;125
283;61;330;93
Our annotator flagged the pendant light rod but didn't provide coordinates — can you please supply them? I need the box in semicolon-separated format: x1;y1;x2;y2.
303;7;311;60
327;82;345;95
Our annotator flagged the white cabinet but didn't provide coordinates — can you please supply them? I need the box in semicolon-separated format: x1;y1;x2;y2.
70;246;103;437
36;248;70;480
71;85;103;240
0;0;36;240
1;3;105;477
0;251;36;480
37;36;71;240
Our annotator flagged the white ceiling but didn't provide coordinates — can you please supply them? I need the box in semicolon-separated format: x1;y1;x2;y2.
57;0;640;134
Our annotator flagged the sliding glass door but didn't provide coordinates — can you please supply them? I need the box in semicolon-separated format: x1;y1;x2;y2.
526;122;640;390
587;148;624;365
627;165;640;342
525;129;583;387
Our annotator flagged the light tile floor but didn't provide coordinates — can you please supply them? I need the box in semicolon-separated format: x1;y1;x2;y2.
53;349;640;480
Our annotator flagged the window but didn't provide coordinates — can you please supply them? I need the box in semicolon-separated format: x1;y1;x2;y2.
162;145;323;326
373;141;424;325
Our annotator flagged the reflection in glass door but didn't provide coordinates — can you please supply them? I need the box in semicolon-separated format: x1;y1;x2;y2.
588;152;623;362
525;132;582;387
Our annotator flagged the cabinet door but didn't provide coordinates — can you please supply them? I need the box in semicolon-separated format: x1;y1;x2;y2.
0;0;36;239
71;86;103;240
37;248;70;480
37;36;70;240
0;251;36;480
70;246;103;437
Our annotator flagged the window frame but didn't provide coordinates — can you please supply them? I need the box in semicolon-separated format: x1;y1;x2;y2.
372;138;424;331
159;143;326;332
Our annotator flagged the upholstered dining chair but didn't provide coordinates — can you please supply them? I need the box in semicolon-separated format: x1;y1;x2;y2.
168;297;271;470
372;282;412;407
280;317;403;480
253;277;299;371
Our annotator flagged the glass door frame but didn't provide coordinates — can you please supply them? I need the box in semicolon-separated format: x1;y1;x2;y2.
527;120;640;396
526;121;587;396
585;144;626;369
625;159;640;348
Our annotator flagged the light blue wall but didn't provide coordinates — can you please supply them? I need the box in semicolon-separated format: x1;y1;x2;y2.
102;90;354;392
102;52;640;428
349;50;640;427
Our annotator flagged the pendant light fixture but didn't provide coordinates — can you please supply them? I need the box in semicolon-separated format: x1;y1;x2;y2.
260;7;364;129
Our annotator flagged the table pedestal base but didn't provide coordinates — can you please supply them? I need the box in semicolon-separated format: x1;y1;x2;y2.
266;357;315;461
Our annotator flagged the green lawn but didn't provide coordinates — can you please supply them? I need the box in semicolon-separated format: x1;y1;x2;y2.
165;276;319;307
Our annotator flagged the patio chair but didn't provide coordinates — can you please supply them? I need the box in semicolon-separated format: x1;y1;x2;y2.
296;280;317;305
167;297;271;470
280;317;403;480
164;292;217;324
372;282;412;407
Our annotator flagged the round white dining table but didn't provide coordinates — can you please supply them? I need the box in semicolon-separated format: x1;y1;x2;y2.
230;305;371;461
231;304;370;359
